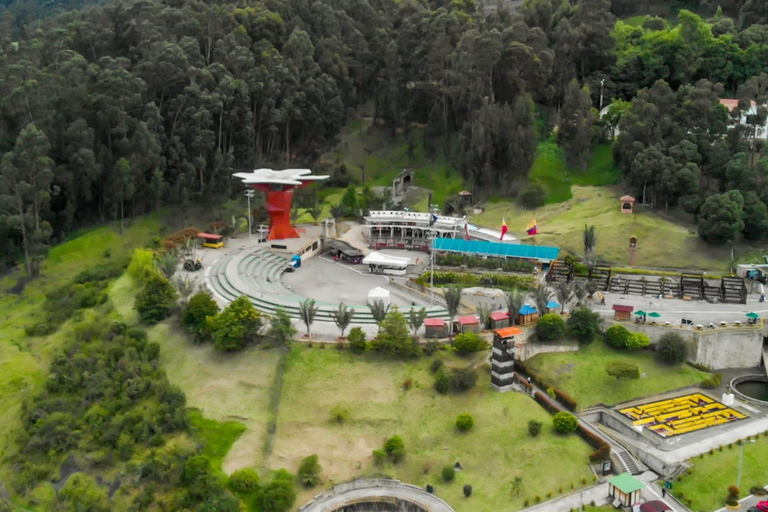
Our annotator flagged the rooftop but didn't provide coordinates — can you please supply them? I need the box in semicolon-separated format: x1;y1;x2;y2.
494;326;521;338
431;238;559;262
608;473;645;494
457;315;479;325
613;304;634;312
489;311;509;321
424;318;445;327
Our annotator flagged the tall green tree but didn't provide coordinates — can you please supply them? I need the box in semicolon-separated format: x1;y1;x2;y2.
698;191;745;244
558;80;596;171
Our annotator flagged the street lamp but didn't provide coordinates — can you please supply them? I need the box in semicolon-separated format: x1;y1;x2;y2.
244;189;255;249
737;439;755;488
599;79;606;111
580;490;591;512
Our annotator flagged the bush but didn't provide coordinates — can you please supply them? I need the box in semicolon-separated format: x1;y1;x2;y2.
726;485;740;507
536;314;566;342
330;404;350;424
453;332;488;353
519;183;547;209
552;412;578;434
528;420;543;437
182;293;220;342
626;332;650;349
567;307;603;344
384;435;406;463
297;455;321;488
449;368;478;392
436;252;535;273
420;271;535;291
701;373;723;389
208;296;263;351
372;449;387;466
605;361;640;380
434;367;450;394
348;327;367;353
657;332;688;364
135;274;177;324
588;444;611;463
750;486;767;496
442;466;455;482
127;248;156;283
605;324;632;349
553;389;578;412
260;470;296;512
463;484;472;497
430;359;445;373
229;468;260;494
456;414;474;432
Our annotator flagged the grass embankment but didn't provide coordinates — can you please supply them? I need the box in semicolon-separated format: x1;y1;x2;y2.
0;218;158;485
525;342;711;408
672;434;768;511
109;275;279;475
471;186;758;271
272;346;594;512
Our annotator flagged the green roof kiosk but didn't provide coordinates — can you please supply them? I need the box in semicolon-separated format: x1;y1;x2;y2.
608;473;645;508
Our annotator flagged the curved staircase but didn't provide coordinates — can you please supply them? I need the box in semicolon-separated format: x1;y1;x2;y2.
205;249;450;324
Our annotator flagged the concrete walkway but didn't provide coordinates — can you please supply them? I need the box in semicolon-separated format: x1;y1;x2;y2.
518;483;609;512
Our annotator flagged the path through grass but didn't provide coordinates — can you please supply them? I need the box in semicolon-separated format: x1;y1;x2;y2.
525;341;711;408
672;434;768;511
273;346;594;512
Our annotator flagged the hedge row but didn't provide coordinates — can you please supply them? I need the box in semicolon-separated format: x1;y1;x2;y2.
162;226;202;250
436;253;535;273
515;361;578;412
576;425;611;463
418;271;536;291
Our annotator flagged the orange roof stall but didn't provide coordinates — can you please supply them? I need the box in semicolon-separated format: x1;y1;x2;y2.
424;318;448;339
198;232;224;249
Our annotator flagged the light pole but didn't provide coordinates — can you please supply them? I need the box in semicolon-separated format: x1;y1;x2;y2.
430;234;434;305
580;490;591;512
245;189;255;249
599;79;606;111
737;439;755;488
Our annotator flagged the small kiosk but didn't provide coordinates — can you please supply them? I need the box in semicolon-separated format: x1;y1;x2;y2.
424;318;448;339
457;315;480;334
197;233;224;249
608;473;644;508
517;305;539;325
489;311;510;329
613;304;634;321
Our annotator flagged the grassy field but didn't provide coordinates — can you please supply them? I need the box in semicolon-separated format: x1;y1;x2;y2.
672;434;768;511
525;341;711;408
272;346;595;512
108;275;281;475
0;217;158;487
470;185;764;271
528;140;622;204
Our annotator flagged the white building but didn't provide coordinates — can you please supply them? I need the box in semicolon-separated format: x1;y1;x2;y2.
720;99;767;140
363;210;517;252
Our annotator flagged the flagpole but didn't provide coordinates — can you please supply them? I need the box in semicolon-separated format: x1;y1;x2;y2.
430;238;434;305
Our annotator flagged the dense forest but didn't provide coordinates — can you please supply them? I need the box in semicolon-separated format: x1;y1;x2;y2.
2;0;768;276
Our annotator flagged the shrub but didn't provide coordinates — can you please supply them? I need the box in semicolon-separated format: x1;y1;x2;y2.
626;332;650;349
229;468;260;494
372;449;387;466
605;324;632;349
588;444;611;463
605;361;640;380
127;248;156;283
536;314;566;342
567;307;603;344
442;466;455;482
260;469;296;512
463;484;472;497
208;296;263;351
552;412;578;434
384;435;405;463
330;404;350;424
553;389;578;412
453;332;487;353
456;414;474;432
182;293;220;342
519;183;547;209
750;486;767;496
449;368;478;392
657;332;688;364
402;378;413;391
297;455;321;487
430;359;445;373
528;420;543;437
348;327;367;353
701;373;723;389
135;274;177;324
371;309;422;358
434;368;450;394
726;485;740;507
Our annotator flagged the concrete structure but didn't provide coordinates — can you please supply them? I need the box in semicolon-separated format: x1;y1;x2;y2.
392;169;415;197
721;98;768;141
233;168;329;240
620;195;636;214
363;210;518;251
298;479;456;512
608;473;645;507
491;327;519;391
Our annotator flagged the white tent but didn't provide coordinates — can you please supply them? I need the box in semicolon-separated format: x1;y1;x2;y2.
367;286;391;307
362;251;410;268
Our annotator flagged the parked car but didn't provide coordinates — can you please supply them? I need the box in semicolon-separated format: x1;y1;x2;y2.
755;501;768;512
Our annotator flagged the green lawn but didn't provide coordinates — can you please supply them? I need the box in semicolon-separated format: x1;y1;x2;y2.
672;434;768;511
525;341;711;408
0;217;158;487
529;139;622;204
470;185;761;271
273;346;595;512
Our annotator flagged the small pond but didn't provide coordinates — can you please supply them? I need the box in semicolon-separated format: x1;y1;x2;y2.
735;379;768;402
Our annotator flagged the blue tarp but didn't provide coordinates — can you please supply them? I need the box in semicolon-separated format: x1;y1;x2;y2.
519;305;537;315
431;237;560;262
546;301;561;309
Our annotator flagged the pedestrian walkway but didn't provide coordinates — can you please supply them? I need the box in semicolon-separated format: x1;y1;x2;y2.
517;483;609;512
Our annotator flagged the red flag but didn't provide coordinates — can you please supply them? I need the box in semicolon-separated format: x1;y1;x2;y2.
464;221;470;241
501;217;508;240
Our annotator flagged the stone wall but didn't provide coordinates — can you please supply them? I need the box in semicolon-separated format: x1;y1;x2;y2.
518;341;579;361
610;321;763;370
